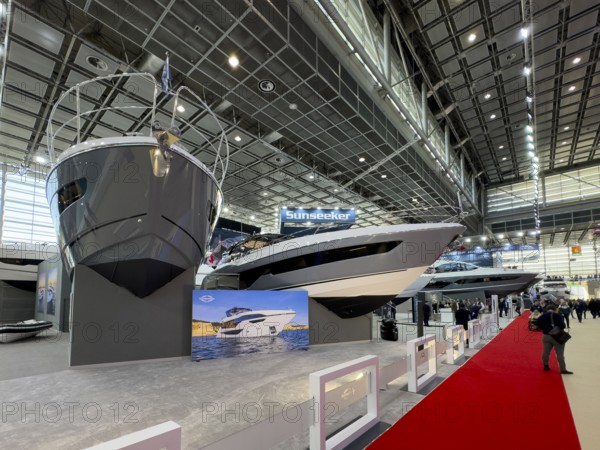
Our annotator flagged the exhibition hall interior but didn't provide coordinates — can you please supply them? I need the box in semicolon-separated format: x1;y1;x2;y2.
0;0;599;448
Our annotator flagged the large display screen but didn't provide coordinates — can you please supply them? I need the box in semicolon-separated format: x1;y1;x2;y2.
191;290;309;361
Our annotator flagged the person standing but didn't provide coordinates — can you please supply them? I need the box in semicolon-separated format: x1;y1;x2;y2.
498;297;505;317
534;305;573;374
455;302;472;345
575;299;586;323
558;300;571;330
423;301;431;327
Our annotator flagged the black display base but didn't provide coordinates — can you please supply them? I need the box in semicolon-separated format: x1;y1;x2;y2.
69;264;195;366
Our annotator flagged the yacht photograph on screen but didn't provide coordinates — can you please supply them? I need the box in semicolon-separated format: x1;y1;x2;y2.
191;290;309;361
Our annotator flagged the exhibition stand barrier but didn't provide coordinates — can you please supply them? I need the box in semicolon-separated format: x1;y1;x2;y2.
87;316;507;450
85;421;181;450
467;319;481;349
309;355;379;450
444;325;465;364
406;334;437;393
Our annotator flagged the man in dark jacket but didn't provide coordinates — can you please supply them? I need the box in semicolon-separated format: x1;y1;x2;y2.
535;305;573;374
422;301;431;327
455;302;471;345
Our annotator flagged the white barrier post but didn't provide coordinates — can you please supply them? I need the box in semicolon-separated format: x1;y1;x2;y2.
444;325;465;364
467;319;481;349
85;421;181;450
309;355;379;450
407;334;437;393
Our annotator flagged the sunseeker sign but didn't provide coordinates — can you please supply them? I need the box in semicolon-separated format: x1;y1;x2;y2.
281;208;356;224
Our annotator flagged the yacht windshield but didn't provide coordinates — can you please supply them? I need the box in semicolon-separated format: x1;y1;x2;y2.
222;234;293;263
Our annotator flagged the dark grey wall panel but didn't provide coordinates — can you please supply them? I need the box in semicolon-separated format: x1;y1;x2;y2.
69;265;195;366
309;299;371;345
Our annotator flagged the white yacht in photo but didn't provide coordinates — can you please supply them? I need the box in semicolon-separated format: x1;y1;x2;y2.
215;307;296;338
202;223;466;318
536;277;571;301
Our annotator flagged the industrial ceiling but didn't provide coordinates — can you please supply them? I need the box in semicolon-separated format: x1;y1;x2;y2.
1;0;599;238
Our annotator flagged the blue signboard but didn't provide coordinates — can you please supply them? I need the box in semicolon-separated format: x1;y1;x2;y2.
280;208;356;224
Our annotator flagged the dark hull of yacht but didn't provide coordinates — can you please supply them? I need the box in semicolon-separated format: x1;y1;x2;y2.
46;137;222;297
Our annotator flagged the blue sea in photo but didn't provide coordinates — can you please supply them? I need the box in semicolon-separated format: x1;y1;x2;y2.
192;329;309;361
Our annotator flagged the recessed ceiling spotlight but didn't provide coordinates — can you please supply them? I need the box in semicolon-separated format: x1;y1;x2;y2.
568;85;576;92
573;57;581;64
234;135;242;142
520;27;529;39
334;188;339;192
490;114;496;119
525;125;533;134
176;104;185;113
562;141;567;145
523;65;531;76
481;236;487;241
528;151;535;157
262;192;268;196
228;55;239;68
250;215;255;220
308;174;314;179
468;33;477;42
381;174;387;179
527;143;535;150
289;103;298;110
499;145;504;149
35;156;46;163
358;157;365;162
533;156;539;163
560;159;564;162
502;157;507;161
484;93;492;99
517;231;524;237
498;233;504;239
564;126;570;130
526;95;532;103
85;55;109;71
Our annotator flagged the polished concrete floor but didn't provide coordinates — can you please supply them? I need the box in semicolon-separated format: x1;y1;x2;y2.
0;318;496;450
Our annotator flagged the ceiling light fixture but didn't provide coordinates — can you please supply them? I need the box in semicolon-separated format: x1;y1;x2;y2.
381;174;387;179
573;57;581;64
490;114;496;119
528;151;535;158
564;126;570;130
484;93;491;100
234;135;242;142
502;157;507;161
228;55;239;68
250;215;255;220
520;27;529;38
526;135;533;142
562;141;567;145
568;86;576;92
224;207;230;212
525;125;533;134
526;94;532;103
498;234;504;239
523;65;531;76
358;157;365;162
176;104;185;113
468;33;477;42
308;174;314;180
527;143;535;150
35;156;46;163
499;145;504;149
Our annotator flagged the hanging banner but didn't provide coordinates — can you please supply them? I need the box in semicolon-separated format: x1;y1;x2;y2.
571;245;582;256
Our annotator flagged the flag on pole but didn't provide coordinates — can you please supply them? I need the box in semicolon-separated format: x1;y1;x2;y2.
161;53;171;94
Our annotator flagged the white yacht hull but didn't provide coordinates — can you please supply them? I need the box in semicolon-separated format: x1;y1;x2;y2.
216;311;296;338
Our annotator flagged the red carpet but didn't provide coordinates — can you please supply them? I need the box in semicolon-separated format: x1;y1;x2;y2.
368;313;580;450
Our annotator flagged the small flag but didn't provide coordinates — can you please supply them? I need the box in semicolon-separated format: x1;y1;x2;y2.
161;54;171;94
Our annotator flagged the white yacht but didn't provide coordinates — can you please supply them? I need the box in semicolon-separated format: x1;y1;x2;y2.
202;223;466;318
215;307;296;338
0;320;53;343
536;277;571;301
398;259;542;299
